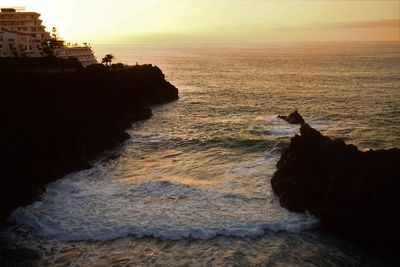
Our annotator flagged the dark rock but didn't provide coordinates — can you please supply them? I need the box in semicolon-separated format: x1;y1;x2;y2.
0;59;178;220
277;110;305;125
0;247;41;266
271;123;400;256
0;56;84;72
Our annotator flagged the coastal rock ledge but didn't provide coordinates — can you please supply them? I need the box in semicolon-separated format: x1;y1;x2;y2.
277;110;305;125
271;123;400;254
0;59;178;220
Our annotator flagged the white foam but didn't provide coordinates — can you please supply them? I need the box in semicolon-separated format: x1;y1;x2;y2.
8;166;318;242
265;115;300;137
251;115;330;138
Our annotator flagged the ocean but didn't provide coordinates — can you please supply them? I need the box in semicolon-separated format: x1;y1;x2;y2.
1;42;399;266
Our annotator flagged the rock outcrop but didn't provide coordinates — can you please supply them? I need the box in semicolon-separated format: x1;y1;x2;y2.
0;60;178;220
271;123;400;255
277;110;305;125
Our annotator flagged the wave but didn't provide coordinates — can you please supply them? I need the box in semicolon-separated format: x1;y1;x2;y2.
9;214;318;242
126;132;281;153
6;114;326;243
8;171;318;242
124;114;331;155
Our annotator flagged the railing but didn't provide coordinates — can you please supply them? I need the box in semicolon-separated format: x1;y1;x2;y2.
65;42;91;48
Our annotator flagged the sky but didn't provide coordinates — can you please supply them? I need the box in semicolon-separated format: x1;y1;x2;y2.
1;0;399;44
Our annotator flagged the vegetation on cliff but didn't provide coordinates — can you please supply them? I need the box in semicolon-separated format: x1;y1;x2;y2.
0;59;178;220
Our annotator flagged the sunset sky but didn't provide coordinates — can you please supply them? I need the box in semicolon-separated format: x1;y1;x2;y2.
2;0;399;44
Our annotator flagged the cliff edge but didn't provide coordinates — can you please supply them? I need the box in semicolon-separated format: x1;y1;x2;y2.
0;60;178;220
271;119;400;255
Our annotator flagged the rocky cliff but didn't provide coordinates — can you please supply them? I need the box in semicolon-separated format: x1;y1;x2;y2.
271;121;400;255
0;61;178;220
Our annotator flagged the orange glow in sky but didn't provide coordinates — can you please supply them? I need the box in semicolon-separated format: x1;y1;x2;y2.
1;0;399;44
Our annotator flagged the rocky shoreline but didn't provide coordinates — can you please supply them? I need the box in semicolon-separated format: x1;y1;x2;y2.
0;58;178;220
271;112;400;257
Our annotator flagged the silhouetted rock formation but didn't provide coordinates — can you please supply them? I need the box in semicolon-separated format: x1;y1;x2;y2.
0;60;178;220
271;123;400;256
277;110;305;125
0;56;83;72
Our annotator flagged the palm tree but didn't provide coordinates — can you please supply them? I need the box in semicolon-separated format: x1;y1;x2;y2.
102;54;114;67
51;27;58;39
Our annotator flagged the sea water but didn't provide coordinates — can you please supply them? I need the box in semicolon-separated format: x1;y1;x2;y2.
1;42;399;266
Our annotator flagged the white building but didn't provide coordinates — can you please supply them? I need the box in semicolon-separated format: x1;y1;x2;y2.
53;46;97;67
0;30;42;57
0;7;97;67
0;7;50;57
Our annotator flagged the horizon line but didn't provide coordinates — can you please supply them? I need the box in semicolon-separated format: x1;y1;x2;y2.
92;40;400;46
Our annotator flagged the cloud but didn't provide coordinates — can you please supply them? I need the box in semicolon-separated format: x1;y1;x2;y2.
109;32;214;44
327;19;400;29
275;19;400;31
